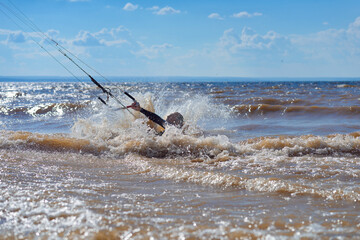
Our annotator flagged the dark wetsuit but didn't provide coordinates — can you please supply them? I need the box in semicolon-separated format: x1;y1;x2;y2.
140;108;166;129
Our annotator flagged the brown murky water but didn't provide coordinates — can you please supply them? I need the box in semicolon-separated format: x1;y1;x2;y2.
1;80;360;239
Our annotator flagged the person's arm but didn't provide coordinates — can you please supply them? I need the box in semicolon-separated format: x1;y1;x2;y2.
128;102;166;129
140;108;166;129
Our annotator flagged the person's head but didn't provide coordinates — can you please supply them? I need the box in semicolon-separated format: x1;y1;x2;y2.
166;112;184;128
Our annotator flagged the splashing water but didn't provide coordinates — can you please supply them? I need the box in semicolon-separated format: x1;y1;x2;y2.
1;79;360;239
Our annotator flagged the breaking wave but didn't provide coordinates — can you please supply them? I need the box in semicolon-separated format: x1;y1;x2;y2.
1;128;360;202
0;102;89;117
3;128;360;159
234;104;360;116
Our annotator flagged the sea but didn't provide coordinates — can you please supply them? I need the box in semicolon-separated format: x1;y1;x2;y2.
0;76;359;239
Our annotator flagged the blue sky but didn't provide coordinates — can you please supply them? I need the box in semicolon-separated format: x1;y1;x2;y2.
1;0;360;77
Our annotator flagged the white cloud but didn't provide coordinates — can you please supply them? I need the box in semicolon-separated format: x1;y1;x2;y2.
348;16;360;38
1;26;131;53
103;39;128;46
233;11;251;18
212;16;360;76
0;29;29;46
152;6;180;15
147;6;159;11
232;11;262;18
208;13;223;20
0;29;60;60
95;26;129;39
220;27;284;53
7;31;26;44
291;16;360;53
123;2;138;11
133;42;173;59
71;26;130;47
46;29;60;38
73;31;102;46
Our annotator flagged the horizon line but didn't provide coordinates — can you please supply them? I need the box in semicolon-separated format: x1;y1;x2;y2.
1;75;360;79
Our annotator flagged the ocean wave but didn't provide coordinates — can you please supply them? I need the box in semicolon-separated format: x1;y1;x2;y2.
1;131;106;154
0;102;89;117
3;127;360;160
336;84;359;88
234;104;360;116
2;129;359;201
241;97;309;106
241;132;360;157
124;155;360;202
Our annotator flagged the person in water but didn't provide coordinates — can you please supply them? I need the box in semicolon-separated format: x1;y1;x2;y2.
128;101;184;132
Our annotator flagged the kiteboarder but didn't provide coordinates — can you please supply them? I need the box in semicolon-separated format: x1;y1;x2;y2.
128;101;184;132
